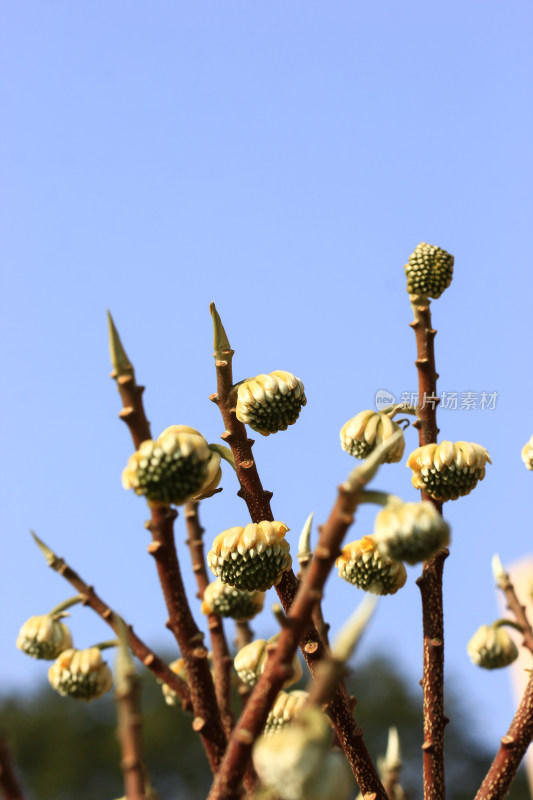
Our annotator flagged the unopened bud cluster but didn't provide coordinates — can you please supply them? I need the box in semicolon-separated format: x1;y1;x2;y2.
207;521;292;592
340;411;405;463
48;647;113;701
404;242;454;299
234;635;302;688
522;436;533;471
122;426;218;506
467;624;519;670
407;441;491;501
373;500;450;564
201;578;265;621
336;536;407;595
236;371;306;435
162;658;188;707
16;615;72;660
264;690;309;736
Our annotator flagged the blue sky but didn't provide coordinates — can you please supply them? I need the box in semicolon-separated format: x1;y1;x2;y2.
2;0;533;760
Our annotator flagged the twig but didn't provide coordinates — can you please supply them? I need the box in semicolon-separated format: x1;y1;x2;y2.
410;298;448;800
474;671;533;800
108;314;228;772
0;738;25;800
492;555;533;655
185;499;235;736
207;441;397;800
31;532;191;709
115;622;148;800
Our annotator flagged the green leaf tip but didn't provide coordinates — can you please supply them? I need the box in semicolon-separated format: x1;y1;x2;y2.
107;310;134;378
210;302;232;355
113;615;136;691
31;530;57;566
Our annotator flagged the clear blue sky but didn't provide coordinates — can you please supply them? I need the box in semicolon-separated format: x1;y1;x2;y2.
2;0;533;759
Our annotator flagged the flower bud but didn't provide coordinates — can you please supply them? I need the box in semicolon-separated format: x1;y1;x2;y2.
521;435;533;471
407;441;491;502
161;658;188;707
467;624;519;670
48;647;113;701
373;500;450;565
404;242;454;299
207;521;292;592
236;371;306;435
234;635;302;688
201;578;265;621
253;707;352;800
122;426;212;506
340;411;405;462
336;536;407;596
16;615;73;660
264;690;309;736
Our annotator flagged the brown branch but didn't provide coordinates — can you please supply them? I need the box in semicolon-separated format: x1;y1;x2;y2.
410;298;448;800
115;648;147;800
32;533;191;709
0;738;25;800
185;499;235;737
474;671;533;800
495;567;533;656
209;305;385;797
207;458;389;800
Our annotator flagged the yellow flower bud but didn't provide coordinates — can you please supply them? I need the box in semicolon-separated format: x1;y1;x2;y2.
406;441;491;502
264;690;309;736
48;647;113;701
404;242;454;299
236;371;306;435
161;658;188;707
234;635;302;689
340;411;405;463
467;624;519;670
373;500;450;565
336;536;407;596
16;615;73;660
201;578;264;621
521;435;533;471
207;521;292;592
122;426;212;506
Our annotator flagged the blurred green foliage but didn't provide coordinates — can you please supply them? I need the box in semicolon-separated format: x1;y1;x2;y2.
1;653;528;800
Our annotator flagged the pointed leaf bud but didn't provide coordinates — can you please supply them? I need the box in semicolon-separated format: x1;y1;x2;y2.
122;427;212;506
336;536;407;596
236;371;306;435
234;634;302;688
107;311;134;378
521;435;533;471
16;615;73;660
207;521;292;592
407;441;491;501
201;578;264;621
373;500;450;565
264;690;309;736
404;242;454;299
467;624;519;670
48;647;113;701
340;411;405;463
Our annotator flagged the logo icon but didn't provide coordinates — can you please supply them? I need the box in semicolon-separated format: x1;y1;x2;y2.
375;389;396;410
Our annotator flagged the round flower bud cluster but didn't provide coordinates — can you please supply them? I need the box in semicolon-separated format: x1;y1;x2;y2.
201;578;265;621
236;371;306;436
207;521;292;592
407;441;491;502
264;690;309;736
253;707;352;800
373;500;450;565
522;435;533;471
161;658;188;707
336;536;407;596
404;242;454;299
467;624;519;670
48;647;113;702
16;615;72;660
340;411;405;463
234;635;302;688
122;426;215;506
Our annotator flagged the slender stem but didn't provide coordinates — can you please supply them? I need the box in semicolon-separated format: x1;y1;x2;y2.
410;298;448;800
115;660;147;800
207;466;388;800
209;305;385;796
48;594;84;617
31;532;191;709
495;570;533;656
0;737;25;800
184;499;235;737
